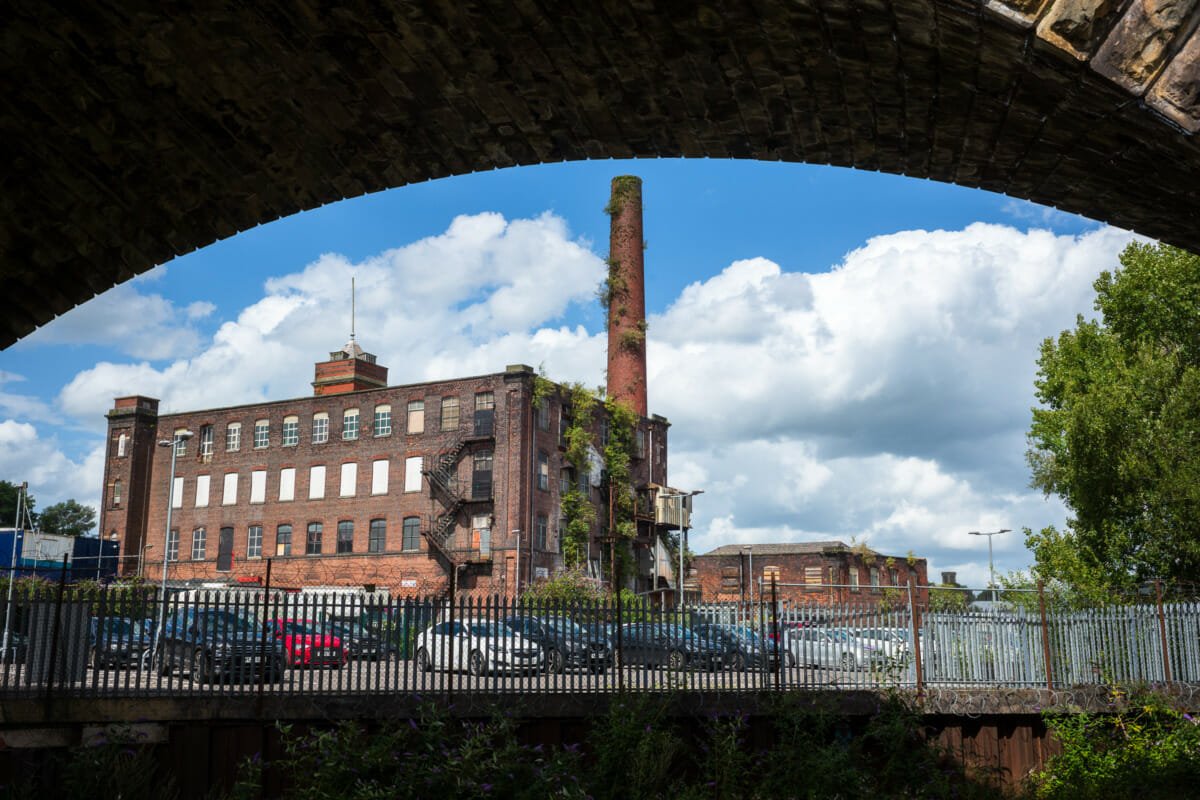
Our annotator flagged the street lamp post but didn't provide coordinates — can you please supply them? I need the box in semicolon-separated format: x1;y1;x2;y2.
968;528;1011;590
151;430;193;668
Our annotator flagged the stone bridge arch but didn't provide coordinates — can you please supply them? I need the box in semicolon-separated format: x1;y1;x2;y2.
3;0;1198;348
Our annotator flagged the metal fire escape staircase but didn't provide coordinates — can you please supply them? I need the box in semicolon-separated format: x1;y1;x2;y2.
422;437;494;579
423;438;468;568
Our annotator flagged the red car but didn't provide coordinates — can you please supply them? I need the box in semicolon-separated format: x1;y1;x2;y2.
265;619;345;668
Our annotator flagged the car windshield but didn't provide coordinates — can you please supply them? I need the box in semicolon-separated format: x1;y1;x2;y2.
100;618;137;636
727;626;764;646
468;621;510;638
332;621;369;636
546;618;587;636
662;625;694;640
201;613;257;635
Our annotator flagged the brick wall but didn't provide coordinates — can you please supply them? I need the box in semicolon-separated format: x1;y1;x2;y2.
693;549;930;608
105;368;671;598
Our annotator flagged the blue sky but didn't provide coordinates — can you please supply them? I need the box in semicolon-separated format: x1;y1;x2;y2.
0;159;1138;586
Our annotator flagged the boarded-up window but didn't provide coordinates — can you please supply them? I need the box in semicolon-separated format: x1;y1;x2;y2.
762;566;781;588
172;477;184;508
279;468;295;501
720;565;740;590
404;457;422;492
195;475;210;508
804;566;822;586
407;400;424;433
222;473;238;505
371;459;389;495
309;465;326;499
250;470;266;504
340;462;357;497
441;397;459;431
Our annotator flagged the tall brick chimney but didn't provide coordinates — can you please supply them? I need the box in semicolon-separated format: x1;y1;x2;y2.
605;175;648;416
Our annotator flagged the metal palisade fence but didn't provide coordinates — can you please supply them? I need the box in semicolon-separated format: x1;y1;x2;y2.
0;582;1198;698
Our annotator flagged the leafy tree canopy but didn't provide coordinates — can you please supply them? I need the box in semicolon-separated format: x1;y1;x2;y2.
1027;242;1200;591
0;481;36;528
38;499;96;537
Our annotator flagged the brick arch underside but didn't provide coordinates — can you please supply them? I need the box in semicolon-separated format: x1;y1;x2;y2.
3;0;1199;348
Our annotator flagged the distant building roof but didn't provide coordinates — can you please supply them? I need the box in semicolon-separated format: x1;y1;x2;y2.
702;541;869;557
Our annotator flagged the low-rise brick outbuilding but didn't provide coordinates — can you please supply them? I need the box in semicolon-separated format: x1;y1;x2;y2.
693;542;929;608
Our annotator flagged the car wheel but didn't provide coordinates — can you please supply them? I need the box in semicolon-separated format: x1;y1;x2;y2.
667;649;685;671
731;652;747;671
467;650;487;677
415;647;431;673
546;648;565;674
192;650;211;684
841;653;856;671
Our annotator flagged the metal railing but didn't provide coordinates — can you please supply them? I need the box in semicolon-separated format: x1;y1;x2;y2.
2;583;1199;699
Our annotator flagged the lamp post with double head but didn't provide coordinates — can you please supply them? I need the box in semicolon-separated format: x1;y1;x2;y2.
151;430;193;668
968;528;1011;591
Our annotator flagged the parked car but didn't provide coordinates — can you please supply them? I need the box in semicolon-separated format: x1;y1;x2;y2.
763;619;819;645
579;622;617;648
691;623;778;671
414;618;543;676
156;608;286;684
325;620;393;661
89;617;154;668
501;614;612;674
784;627;883;671
617;623;726;670
266;619;346;668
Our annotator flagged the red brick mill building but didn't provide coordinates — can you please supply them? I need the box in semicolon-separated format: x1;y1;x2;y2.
692;542;930;607
98;177;694;599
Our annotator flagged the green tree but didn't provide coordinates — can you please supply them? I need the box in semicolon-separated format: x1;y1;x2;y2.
38;499;96;537
1027;242;1200;590
0;481;36;528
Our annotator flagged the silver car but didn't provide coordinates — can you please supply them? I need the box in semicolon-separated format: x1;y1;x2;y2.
784;627;883;671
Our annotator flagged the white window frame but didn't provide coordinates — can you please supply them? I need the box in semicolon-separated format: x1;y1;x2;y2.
343;408;359;440
374;404;392;437
282;415;299;447
226;422;241;452
247;525;263;559
191;527;207;560
312;412;329;444
254;419;269;449
166;529;179;562
174;428;188;456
